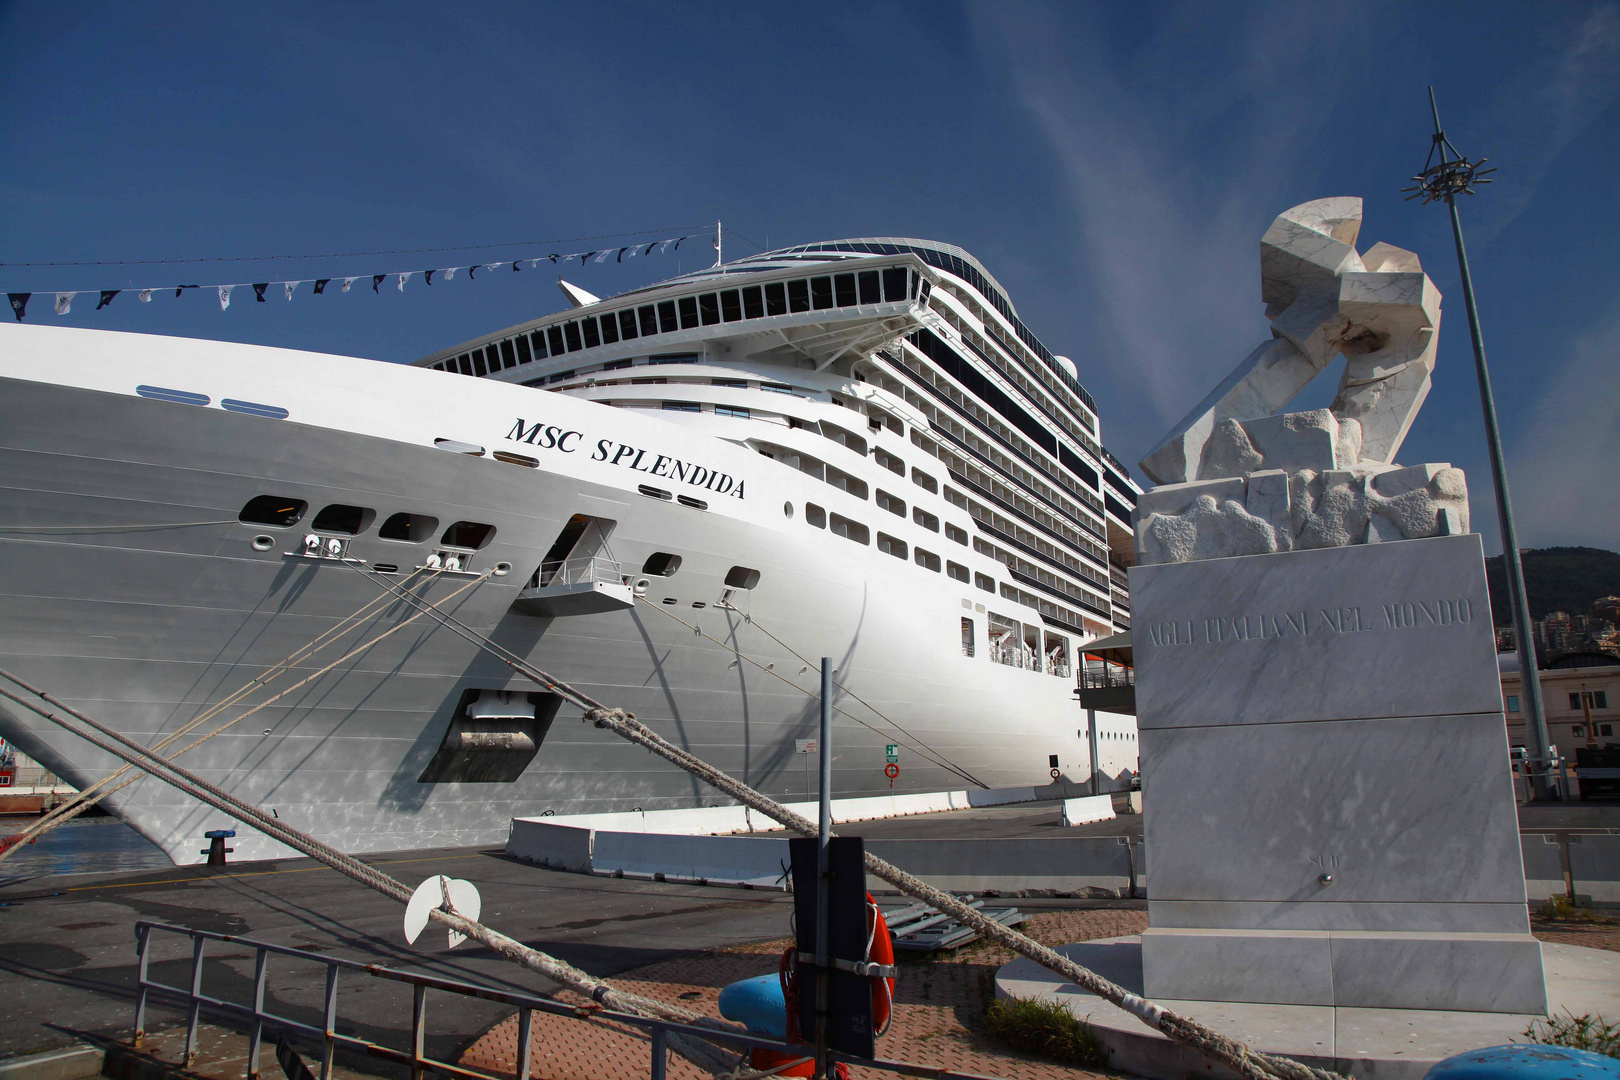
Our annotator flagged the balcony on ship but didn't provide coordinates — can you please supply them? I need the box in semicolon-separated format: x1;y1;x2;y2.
512;553;634;617
1076;632;1134;715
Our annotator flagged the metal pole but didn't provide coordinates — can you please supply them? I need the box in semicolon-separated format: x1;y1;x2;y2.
814;657;832;1079
1086;706;1100;797
1424;87;1553;798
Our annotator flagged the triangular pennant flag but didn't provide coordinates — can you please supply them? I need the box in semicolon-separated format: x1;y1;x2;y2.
138;289;153;303
313;279;330;295
218;285;234;310
423;270;435;286
511;261;521;272
372;274;386;293
442;267;456;281
466;265;477;280
342;277;356;292
594;250;612;263
658;239;675;254
642;242;656;256
97;290;119;310
485;262;503;272
396;272;411;292
284;281;299;300
253;283;269;303
529;259;543;269
7;293;28;322
55;292;75;315
672;236;685;251
548;254;559;264
617;246;630;262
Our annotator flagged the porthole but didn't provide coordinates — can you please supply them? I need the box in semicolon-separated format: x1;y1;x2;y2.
250;535;274;551
725;566;761;590
441;521;496;550
661;597;678;605
643;552;682;576
380;512;439;543
312;504;375;536
783;502;794;518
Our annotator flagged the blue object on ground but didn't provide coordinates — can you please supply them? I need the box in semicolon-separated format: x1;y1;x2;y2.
1425;1044;1620;1078
718;974;787;1037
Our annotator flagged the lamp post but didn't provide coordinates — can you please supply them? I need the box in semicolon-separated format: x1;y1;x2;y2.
1404;87;1554;799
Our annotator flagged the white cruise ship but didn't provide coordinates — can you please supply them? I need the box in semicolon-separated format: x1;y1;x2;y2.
0;238;1141;864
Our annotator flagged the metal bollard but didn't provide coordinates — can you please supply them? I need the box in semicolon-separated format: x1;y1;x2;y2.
201;829;236;867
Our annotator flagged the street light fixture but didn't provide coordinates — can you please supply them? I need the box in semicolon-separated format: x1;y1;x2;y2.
1404;87;1554;799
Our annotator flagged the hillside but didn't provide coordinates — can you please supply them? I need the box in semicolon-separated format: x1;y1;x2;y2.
1485;546;1620;624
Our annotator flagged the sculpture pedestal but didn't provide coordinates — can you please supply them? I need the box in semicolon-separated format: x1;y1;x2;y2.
1130;534;1546;1014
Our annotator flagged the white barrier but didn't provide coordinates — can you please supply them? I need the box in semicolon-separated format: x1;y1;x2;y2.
513;784;1064;838
594;831;791;888
1059;795;1116;826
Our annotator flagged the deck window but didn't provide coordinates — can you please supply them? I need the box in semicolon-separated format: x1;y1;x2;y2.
312;504;374;535
515;336;532;365
946;523;968;546
911;468;938;493
716;406;750;419
877;533;907;560
643;552;682;576
679;296;699;329
961;618;975;657
456;354;473;376
915;548;941;572
742;286;764;319
883;267;909;303
471;350;488;377
788;279;810;313
975;572;995;593
834;274;857;307
876;490;905;517
699;293;721;326
913;508;940;532
720;290;742;322
638;305;658;336
766;282;788;316
658;300;678;333
442;521;496;550
581;319;601;349
810;276;834;310
947;561;969;582
239;496;307;528
874;448;904;475
830;514;869;545
805;503;827;529
618;310;639;340
547;327;566;355
599;314;619;345
663;401;702;413
725;566;761;589
858;270;881;304
548;369;575;384
563;323;582;352
380;513;439;542
500;340;518;368
529;330;548;359
825;467;867;500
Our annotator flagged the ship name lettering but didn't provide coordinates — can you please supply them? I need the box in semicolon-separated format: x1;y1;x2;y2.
592;437;746;499
506;418;583;452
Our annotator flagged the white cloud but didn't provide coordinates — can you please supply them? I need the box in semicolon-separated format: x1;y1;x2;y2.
966;3;1373;441
1507;304;1620;550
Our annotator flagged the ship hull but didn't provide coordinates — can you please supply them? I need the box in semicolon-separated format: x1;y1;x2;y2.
0;332;1130;864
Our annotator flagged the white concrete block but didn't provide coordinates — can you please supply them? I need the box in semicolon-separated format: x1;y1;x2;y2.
1059;794;1116;826
1143;927;1335;1006
1328;932;1547;1013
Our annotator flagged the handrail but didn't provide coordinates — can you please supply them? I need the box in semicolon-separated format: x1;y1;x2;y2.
528;553;623;590
130;920;1007;1080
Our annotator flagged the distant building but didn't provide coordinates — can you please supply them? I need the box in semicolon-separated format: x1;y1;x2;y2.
1500;651;1620;755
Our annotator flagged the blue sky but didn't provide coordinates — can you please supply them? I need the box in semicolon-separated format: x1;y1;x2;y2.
2;2;1615;555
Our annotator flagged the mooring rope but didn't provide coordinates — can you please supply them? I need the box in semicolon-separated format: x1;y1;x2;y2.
0;566;460;863
0;671;743;1076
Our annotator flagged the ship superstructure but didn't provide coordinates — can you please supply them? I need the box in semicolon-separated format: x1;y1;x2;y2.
0;238;1140;865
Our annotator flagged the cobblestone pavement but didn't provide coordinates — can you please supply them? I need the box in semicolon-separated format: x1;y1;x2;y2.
459;906;1620;1080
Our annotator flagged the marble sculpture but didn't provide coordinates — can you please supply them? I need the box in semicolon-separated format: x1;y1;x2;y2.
1136;198;1468;565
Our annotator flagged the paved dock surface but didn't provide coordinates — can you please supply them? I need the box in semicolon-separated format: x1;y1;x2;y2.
0;846;796;1068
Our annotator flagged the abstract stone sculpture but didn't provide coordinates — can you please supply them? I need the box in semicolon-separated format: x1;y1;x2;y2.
1136;198;1467;566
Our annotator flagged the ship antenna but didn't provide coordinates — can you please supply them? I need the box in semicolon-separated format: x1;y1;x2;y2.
713;220;722;267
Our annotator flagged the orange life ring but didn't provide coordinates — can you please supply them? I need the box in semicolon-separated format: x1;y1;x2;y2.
767;892;896;1075
865;892;895;1035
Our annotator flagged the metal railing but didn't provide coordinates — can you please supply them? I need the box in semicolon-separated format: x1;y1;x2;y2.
131;920;1006;1080
529;553;621;590
1079;658;1134;691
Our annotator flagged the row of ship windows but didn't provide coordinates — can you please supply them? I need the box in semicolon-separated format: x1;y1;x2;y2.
237;495;496;549
427;267;923;378
961;614;1075;678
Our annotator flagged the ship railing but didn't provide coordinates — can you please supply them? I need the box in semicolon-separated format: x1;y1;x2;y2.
1079;657;1134;690
130;920;999;1080
530;554;622;590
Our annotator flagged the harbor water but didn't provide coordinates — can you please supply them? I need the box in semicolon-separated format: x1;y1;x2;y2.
0;814;170;881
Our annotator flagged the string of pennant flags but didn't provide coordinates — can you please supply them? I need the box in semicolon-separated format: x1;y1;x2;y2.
6;230;713;322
